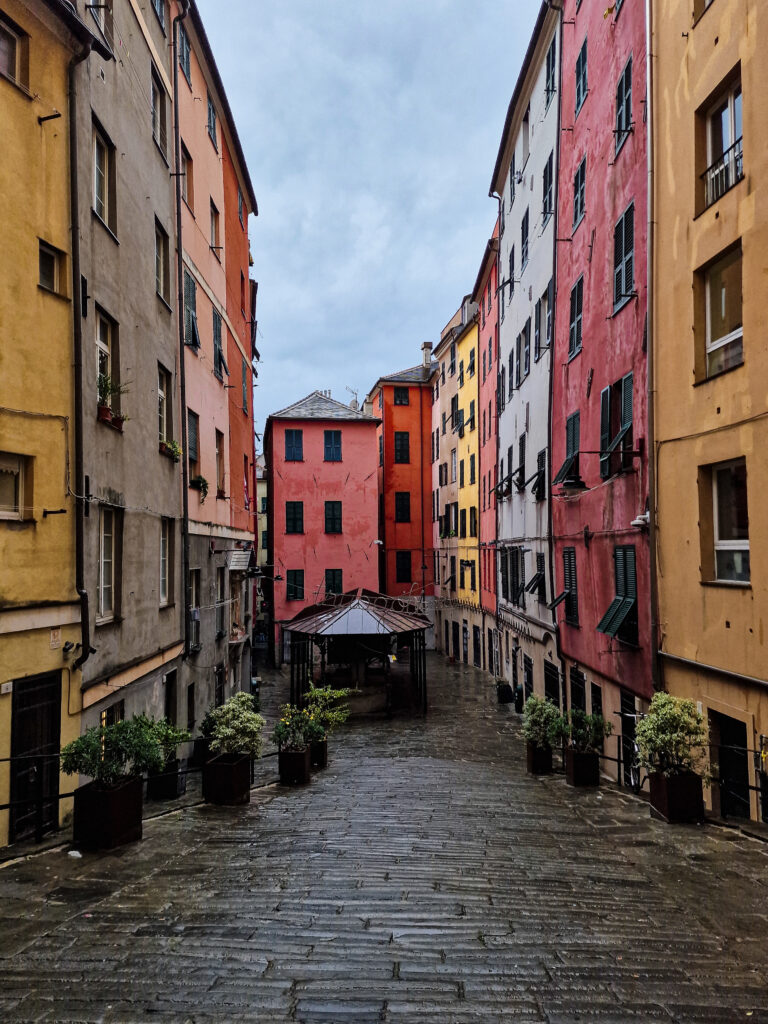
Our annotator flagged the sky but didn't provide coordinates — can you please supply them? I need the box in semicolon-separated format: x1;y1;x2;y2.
196;0;540;444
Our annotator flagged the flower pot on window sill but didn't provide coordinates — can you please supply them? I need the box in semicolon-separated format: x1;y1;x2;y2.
97;404;113;425
159;441;180;463
110;414;124;432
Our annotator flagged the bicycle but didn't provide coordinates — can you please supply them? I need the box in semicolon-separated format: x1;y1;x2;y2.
612;709;648;794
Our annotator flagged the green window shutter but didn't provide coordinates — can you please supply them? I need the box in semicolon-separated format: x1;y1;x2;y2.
534;298;541;359
616;70;624;134
242;359;248;411
600;386;611;479
187;411;199;463
614;217;624;306
546;278;554;345
624;545;637;599
621;371;633;429
569;286;577;353
623;205;634;298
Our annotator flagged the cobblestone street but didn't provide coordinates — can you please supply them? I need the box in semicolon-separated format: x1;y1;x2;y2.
1;655;767;1023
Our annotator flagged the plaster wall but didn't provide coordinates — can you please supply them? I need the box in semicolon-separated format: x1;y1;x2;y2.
432;331;459;618
455;321;480;609
476;235;499;620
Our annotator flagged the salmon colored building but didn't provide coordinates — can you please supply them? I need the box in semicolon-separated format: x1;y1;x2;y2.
264;392;380;665
366;345;436;619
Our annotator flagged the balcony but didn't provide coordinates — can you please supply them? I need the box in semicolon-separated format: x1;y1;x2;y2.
701;137;743;209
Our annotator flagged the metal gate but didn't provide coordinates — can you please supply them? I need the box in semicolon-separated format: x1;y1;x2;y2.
10;672;61;844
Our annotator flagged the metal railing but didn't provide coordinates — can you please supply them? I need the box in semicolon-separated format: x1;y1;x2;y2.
701;136;743;208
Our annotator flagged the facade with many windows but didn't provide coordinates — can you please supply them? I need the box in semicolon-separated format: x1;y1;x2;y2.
652;0;768;822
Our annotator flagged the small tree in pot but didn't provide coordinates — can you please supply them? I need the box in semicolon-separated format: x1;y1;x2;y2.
271;705;323;785
61;716;163;849
635;693;708;823
304;685;351;768
554;709;612;787
146;719;191;801
522;695;560;775
202;693;265;805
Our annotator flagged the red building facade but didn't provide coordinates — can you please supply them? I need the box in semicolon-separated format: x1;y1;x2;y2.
551;0;651;768
264;392;380;664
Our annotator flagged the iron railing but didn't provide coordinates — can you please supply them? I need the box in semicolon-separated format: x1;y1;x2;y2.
701;136;743;208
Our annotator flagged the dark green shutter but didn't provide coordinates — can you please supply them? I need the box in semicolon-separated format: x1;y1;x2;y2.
621;372;633;429
614;217;624;306
534;298;541;359
623;205;634;297
600;386;611;479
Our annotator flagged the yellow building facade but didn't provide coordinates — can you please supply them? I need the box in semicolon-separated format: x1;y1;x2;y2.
652;0;768;821
0;0;100;847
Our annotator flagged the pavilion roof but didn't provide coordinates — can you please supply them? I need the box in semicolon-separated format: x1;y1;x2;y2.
282;588;430;637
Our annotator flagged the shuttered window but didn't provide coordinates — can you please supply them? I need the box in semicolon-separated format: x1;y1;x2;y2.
575;38;588;113
563;547;579;624
286;570;304;601
534;298;542;361
614;202;635;309
573;158;586;228
395;551;412;583
500;549;509;601
615;56;632;151
325;569;343;595
553;412;580;486
394;431;410;463
213;309;228;379
542;151;554;224
187;410;199;469
324;501;342;534
184;270;200;348
570;667;587;712
569;276;583;356
324;430;342;462
596;545;638;642
285;501;303;534
285;429;303;461
600;372;634;479
521;208;529;268
394;491;410;523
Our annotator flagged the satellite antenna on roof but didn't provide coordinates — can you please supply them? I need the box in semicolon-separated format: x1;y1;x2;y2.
346;385;359;411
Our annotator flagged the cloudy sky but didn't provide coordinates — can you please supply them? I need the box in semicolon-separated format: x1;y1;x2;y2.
196;0;539;441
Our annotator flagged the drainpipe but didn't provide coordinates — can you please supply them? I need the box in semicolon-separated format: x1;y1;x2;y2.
70;40;94;673
645;0;661;691
173;0;191;657
488;190;501;677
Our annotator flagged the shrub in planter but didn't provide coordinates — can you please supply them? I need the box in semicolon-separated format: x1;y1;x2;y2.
61;716;164;849
271;704;324;785
305;684;351;768
522;695;560;775
553;709;612;787
147;719;191;801
202;693;265;805
635;693;708;823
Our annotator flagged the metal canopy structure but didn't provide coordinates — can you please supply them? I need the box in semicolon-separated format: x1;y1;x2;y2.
282;589;429;714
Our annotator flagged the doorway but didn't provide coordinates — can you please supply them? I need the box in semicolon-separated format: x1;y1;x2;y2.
10;672;61;844
451;621;460;660
711;711;750;819
461;620;469;664
444;620;449;655
487;629;495;677
472;626;481;668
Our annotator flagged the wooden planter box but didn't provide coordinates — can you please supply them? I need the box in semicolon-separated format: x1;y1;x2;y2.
310;739;328;769
147;758;187;801
279;748;311;785
73;775;143;850
649;771;704;823
565;748;600;787
190;737;211;768
526;741;552;775
496;683;514;704
202;753;250;805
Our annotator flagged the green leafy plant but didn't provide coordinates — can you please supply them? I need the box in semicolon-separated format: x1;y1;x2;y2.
97;373;130;409
206;692;265;758
635;692;709;778
553;709;612;753
304;685;351;739
61;716;163;788
152;718;191;765
271;704;324;752
190;474;209;503
522;694;561;750
164;439;183;460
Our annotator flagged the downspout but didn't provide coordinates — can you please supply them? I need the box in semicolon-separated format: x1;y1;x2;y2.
70;40;94;673
645;0;661;691
418;383;426;611
488;191;501;677
173;0;191;658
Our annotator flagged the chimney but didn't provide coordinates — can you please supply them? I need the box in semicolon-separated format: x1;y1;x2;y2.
363;398;373;418
349;397;359;411
421;342;433;367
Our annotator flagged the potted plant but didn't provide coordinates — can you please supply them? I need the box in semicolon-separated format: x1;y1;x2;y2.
190;474;209;503
271;704;321;785
160;438;182;462
201;693;264;805
304;684;351;768
635;692;708;823
554;709;612;787
61;716;163;849
146;719;191;800
97;374;130;426
522;695;560;775
496;678;514;704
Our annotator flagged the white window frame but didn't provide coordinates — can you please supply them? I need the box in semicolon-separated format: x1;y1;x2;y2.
210;200;219;250
93;130;109;223
181;144;192;207
96;312;112;399
707;82;742;167
158;365;169;442
39;241;59;293
705;248;743;376
160;518;169;606
713;458;750;583
98;506;115;621
0;21;20;83
151;68;166;154
450;448;457;483
0;452;23;521
155;220;168;300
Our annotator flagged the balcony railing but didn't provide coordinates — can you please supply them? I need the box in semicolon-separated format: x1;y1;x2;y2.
702;137;743;208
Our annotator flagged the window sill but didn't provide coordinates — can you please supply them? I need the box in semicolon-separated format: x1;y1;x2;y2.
572;211;585;236
611;294;635;318
95;616;119;628
37;283;70;303
159;602;175;610
157;291;173;313
575;92;588;121
693;360;744;386
153;136;170;166
614;130;631;160
92;209;119;245
700;579;751;590
567;346;582;363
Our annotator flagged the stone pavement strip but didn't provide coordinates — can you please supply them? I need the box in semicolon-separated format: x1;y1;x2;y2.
1;656;767;1024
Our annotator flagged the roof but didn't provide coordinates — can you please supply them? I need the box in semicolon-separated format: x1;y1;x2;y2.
377;362;439;386
283;589;431;637
471;236;500;304
268;390;379;422
44;0;112;59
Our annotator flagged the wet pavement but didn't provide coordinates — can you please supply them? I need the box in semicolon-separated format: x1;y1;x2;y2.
1;655;767;1023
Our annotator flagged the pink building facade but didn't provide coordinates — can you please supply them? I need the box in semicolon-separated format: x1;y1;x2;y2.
264;392;380;664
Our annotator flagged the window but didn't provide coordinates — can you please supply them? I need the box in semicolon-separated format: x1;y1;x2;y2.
395;492;411;523
573;157;586;228
615;57;632;152
181;144;193;208
324;430;342;462
160;518;172;606
702;79;743;209
509;547;525;608
509;152;516;204
521;208;529;269
394;431;410;464
157;364;171;442
241;358;249;412
524;551;547;604
178;22;191;82
186;681;196;730
93;124;115;230
285;501;303;534
468;349;475;377
394;387;409;405
708;458;750;582
522;105;530;165
515;434;526;491
213;308;228;379
469;506;477;538
522;319;531;378
469;454;476;485
450;448;457;483
396;551;412;583
534;449;546;501
704;246;743;376
545;36;556;106
215;429;225;494
210;200;220;253
286;570;304;601
459;460;465;488
189;569;201;649
508;247;514;299
324;500;342;534
569;277;583;357
151;0;165;30
599;372;633;479
155;220;170;301
0;452;28;521
613;202;634;310
187;410;199;474
553;412;580;486
325;569;343;595
215;566;226;635
100;700;125;729
214;663;226;705
96;310;116;405
207;91;217;148
151;67;167;154
238;187;244;228
98;506;117;620
260;496;268;514
0;17;23;86
183;270;200;348
38;241;63;294
570;667;586;712
500;198;506;237
542;152;554;225
379;433;383;466
563;547;578;624
285;429;303;461
575;38;588;113
597;546;638;643
500;549;509;600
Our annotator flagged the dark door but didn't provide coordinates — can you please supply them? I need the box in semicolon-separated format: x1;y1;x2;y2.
451;621;460;660
544;662;560;706
461;621;468;664
488;630;495;676
715;713;750;819
620;690;636;786
472;626;481;668
10;673;61;843
444;620;449;654
164;669;177;725
523;655;533;700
